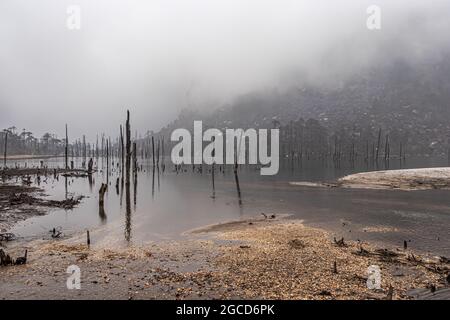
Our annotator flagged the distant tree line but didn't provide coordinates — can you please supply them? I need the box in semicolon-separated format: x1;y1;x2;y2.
0;126;67;156
0;127;95;158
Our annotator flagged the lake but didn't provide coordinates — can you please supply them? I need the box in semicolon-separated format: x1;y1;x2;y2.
5;155;450;256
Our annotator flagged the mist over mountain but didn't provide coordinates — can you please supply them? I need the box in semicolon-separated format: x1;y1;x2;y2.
1;0;450;140
160;52;450;156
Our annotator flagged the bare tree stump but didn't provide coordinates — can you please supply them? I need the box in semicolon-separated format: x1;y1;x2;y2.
87;230;91;246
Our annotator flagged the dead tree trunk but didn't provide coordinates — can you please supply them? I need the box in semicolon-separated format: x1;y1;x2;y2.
120;125;124;165
120;125;125;184
96;135;99;159
125;111;132;242
234;153;242;206
3;131;7;168
106;139;109;185
211;136;216;199
384;135;389;161
88;158;93;173
83;135;87;167
161;136;165;168
125;110;131;188
65;124;68;170
376;128;382;161
133;142;137;173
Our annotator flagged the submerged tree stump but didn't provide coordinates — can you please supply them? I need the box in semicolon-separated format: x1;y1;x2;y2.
99;183;107;207
87;158;94;173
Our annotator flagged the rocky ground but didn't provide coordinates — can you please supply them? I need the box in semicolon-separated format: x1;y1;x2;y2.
1;218;448;300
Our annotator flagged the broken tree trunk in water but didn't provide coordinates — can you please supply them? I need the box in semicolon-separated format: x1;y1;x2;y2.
233;155;242;206
106;139;110;183
98;183;108;223
3;131;7;168
0;248;13;266
65;124;68;170
133;142;137;173
211;136;216;199
125;110;131;188
376;128;381;162
120;124;124;184
87;158;93;173
124;111;132;242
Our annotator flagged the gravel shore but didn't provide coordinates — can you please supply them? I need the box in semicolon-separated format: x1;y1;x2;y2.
1;217;448;300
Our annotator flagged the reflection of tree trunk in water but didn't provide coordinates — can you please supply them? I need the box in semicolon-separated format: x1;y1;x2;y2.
133;171;137;210
64;176;68;200
234;133;243;209
106;139;109;186
125;177;131;242
234;162;242;207
152;136;155;167
157;166;160;192
156;139;160;168
120;174;124;206
132;142;138;209
120;125;124;187
151;166;155;199
211;136;216;199
98;205;107;224
211;163;216;199
88;174;93;192
161;137;165;171
98;183;107;224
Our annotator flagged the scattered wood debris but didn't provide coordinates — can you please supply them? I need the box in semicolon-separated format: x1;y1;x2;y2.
333;237;347;247
0;218;448;299
288;238;306;249
0;232;16;242
8;192;83;210
0;248;27;267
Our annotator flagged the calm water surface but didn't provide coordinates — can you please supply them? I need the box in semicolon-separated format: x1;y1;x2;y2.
5;156;450;256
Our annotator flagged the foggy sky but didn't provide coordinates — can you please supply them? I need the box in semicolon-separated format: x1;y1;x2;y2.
1;0;449;139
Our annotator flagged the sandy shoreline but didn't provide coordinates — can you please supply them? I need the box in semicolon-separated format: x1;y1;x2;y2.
291;167;450;191
339;167;450;191
1;216;448;300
